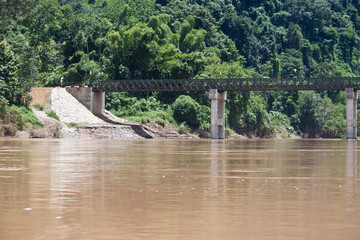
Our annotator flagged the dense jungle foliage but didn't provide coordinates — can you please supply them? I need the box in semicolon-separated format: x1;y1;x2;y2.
1;0;360;137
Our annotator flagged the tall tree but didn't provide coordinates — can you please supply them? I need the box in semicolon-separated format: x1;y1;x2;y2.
0;0;37;38
22;0;62;86
0;41;26;104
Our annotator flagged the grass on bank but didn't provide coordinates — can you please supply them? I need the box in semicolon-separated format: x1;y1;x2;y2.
119;109;176;125
67;122;79;128
12;106;44;128
46;110;60;121
0;99;45;136
31;103;61;122
0;99;64;138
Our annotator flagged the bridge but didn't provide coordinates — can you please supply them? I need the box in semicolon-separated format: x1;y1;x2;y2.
68;77;360;140
92;77;360;92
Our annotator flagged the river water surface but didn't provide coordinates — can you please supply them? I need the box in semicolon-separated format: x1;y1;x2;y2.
0;139;359;240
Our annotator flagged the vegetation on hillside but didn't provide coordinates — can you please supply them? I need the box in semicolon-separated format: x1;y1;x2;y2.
2;0;360;137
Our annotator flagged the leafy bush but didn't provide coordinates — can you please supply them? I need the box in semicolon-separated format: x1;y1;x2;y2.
298;91;321;137
7;108;23;130
172;95;200;127
197;105;211;125
298;92;346;138
107;93;176;125
0;99;8;119
198;122;210;138
243;94;274;137
33;103;44;111
269;111;294;132
177;122;190;134
268;111;294;137
240;93;296;137
316;97;346;138
0;100;18;136
127;97;162;115
1;104;45;136
1;107;24;136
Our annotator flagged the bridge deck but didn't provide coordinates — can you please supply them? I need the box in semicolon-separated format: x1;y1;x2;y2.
92;77;360;92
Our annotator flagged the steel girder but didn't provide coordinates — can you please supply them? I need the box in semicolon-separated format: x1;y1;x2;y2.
92;77;360;92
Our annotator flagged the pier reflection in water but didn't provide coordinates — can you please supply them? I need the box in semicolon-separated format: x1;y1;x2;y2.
0;139;359;240
346;141;357;199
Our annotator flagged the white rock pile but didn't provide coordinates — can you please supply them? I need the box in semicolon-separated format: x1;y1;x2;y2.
51;88;106;125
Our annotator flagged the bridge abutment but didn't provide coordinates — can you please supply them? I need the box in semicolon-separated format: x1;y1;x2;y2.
66;87;93;110
66;87;105;117
209;89;227;139
346;88;358;140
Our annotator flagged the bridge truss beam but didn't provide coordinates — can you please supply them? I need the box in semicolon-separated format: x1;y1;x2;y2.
91;77;360;140
93;77;360;92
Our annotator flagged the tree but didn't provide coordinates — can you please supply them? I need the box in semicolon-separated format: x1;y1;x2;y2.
22;0;62;86
244;93;273;137
287;23;303;50
339;27;359;66
268;91;299;117
105;0;155;25
64;51;101;84
200;60;260;127
270;55;281;77
316;96;346;137
0;41;27;104
179;16;208;53
221;13;261;67
279;49;306;78
0;0;37;36
298;91;321;137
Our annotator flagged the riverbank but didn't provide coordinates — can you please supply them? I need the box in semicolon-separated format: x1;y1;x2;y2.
24;87;203;139
4;87;297;140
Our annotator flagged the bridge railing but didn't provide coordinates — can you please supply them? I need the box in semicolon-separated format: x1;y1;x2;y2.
92;77;360;92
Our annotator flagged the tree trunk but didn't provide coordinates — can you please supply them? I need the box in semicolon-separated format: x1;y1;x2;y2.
31;47;37;87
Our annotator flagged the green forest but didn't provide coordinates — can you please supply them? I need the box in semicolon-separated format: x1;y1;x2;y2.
1;0;360;138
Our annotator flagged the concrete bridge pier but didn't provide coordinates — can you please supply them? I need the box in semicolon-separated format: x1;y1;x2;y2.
209;89;227;139
346;88;358;140
92;91;105;116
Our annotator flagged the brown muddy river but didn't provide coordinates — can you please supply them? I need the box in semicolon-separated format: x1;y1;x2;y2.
0;138;359;240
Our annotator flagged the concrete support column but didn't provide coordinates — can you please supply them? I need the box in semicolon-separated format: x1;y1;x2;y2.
209;89;227;139
346;88;358;140
92;91;105;116
210;89;219;139
217;91;227;139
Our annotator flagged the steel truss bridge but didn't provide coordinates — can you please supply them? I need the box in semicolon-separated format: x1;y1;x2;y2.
92;77;360;92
